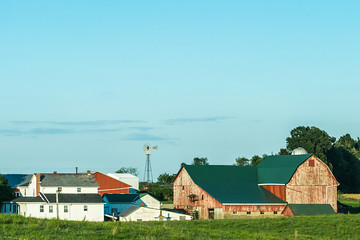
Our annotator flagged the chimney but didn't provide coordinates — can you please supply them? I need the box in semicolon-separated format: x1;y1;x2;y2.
53;171;57;174
140;202;144;207
36;173;40;197
76;167;78;174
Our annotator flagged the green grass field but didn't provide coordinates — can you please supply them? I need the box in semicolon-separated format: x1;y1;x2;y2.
1;214;360;239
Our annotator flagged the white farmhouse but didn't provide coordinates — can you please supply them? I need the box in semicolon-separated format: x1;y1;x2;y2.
9;172;104;221
12;193;104;221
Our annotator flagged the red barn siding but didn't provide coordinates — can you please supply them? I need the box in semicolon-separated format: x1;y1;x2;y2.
286;156;339;212
261;185;286;201
174;168;222;219
282;205;294;216
93;172;130;196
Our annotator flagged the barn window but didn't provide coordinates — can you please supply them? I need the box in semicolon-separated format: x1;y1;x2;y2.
247;211;251;215
40;205;44;212
260;211;264;215
233;211;238;215
273;211;278;214
202;195;204;200
309;159;315;167
182;186;184;190
77;188;81;193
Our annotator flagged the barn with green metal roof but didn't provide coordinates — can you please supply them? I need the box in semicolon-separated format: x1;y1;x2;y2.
173;152;339;219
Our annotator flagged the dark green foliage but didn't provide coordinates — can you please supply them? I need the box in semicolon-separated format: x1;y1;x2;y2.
250;154;267;166
286;126;335;164
235;157;250;166
192;157;209;165
2;214;360;239
335;134;360;159
278;148;289;155
327;146;360;193
0;174;14;202
157;173;177;185
115;167;138;176
140;182;173;201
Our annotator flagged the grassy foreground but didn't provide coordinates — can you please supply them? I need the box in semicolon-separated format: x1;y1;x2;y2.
1;214;360;239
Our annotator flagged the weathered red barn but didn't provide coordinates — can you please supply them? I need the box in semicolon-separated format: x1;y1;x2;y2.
93;172;131;196
173;152;339;219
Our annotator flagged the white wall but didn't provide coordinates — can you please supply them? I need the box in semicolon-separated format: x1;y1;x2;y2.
107;173;139;190
18;174;37;197
40;187;98;194
141;195;161;209
120;207;192;222
17;203;104;222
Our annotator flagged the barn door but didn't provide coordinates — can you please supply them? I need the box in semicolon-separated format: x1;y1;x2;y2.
208;208;214;219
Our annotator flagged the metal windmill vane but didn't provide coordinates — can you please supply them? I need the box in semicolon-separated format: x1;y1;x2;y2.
143;143;158;183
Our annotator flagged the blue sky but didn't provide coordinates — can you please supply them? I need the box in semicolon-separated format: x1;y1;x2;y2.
1;1;359;179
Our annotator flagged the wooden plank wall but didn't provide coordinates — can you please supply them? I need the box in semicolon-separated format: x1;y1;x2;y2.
286;155;339;212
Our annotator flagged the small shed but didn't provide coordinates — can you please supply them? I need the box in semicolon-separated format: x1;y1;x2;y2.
119;206;192;222
139;193;161;209
103;194;142;215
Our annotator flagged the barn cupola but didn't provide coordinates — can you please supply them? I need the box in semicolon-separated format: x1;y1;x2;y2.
291;147;308;155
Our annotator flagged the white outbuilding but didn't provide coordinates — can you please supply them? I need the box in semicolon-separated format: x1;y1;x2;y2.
119;206;192;222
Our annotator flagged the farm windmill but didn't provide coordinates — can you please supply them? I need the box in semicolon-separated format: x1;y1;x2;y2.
143;143;158;183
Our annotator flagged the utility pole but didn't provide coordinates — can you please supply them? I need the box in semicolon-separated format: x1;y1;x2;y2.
56;187;61;220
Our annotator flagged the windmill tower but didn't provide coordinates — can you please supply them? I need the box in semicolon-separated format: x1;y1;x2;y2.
143;143;158;183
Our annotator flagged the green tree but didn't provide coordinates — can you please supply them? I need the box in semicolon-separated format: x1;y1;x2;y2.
235;157;250;166
0;174;14;202
279;148;290;155
115;167;139;176
286;126;335;164
157;173;177;185
192;157;209;165
327;146;360;193
334;134;360;159
250;154;268;166
142;182;173;201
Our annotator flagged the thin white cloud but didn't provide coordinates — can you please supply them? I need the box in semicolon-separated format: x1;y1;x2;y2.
164;116;233;125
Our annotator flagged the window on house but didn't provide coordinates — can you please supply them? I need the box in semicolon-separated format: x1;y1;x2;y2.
274;211;278;215
247;211;251;215
64;205;68;213
49;206;53;213
40;205;44;213
309;159;315;167
77;188;81;193
260;211;264;215
179;216;186;220
182;186;184;190
233;211;238;215
84;205;88;211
